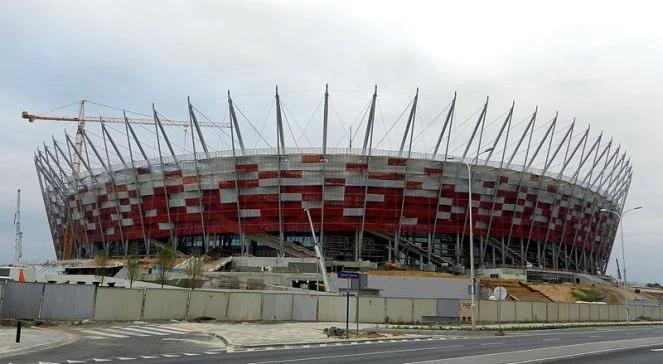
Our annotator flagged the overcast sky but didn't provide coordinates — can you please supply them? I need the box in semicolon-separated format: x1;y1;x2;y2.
1;0;661;282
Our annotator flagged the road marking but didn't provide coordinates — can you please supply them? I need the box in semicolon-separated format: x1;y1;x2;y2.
78;329;129;338
182;353;201;356
246;345;466;364
67;361;86;363
123;327;168;336
151;325;192;333
162;354;181;358
480;342;504;346
139;356;159;359
105;328;150;337
543;338;560;341
92;359;112;362
141;326;189;334
650;348;663;352
319;344;327;347
117;358;136;361
589;335;602;338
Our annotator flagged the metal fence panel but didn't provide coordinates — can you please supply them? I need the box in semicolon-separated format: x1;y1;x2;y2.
0;283;4;315
41;284;95;320
0;282;44;320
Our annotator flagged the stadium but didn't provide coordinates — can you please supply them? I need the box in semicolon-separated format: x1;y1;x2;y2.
32;86;631;276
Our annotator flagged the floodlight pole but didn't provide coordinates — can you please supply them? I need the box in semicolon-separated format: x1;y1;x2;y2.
600;206;642;325
449;146;493;330
305;208;331;292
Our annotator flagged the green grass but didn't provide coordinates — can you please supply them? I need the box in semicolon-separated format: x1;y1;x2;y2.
572;288;605;302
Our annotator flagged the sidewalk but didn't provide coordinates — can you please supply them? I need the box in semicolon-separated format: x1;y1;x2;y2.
0;326;77;359
192;322;433;350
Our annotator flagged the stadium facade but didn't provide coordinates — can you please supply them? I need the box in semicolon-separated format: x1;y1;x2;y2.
34;87;632;275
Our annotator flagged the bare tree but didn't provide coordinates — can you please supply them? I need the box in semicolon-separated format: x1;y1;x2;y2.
94;248;109;286
125;244;142;288
156;244;176;288
184;251;205;290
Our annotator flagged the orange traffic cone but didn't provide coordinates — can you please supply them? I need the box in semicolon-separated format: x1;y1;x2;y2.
18;269;26;282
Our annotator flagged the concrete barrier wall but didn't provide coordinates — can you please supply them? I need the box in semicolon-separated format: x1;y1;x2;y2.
515;301;533;322
478;300;497;322
359;297;386;323
226;292;262;321
413;299;437;323
262;293;293;321
437;299;460;320
292;294;318;321
143;288;189;320
459;300;472;322
94;288;143;321
589;304;599;321
558;303;571;322
547;302;558;322
598;305;609;321
532;302;547;322
318;295;355;322
386;298;413;323
187;290;229;320
6;282;663;324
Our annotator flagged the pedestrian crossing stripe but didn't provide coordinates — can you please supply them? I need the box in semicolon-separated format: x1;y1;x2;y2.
74;325;195;340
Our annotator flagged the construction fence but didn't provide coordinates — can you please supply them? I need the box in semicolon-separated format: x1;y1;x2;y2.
0;282;660;324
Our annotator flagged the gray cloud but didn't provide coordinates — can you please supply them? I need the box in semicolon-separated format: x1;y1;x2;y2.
1;0;660;281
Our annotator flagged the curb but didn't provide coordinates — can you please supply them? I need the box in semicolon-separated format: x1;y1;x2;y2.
211;332;435;352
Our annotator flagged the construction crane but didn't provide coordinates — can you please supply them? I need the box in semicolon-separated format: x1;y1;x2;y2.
22;100;229;174
13;189;22;264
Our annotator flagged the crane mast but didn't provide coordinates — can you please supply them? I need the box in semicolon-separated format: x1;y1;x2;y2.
14;189;22;264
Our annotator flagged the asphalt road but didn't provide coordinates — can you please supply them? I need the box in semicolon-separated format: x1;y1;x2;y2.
6;324;663;364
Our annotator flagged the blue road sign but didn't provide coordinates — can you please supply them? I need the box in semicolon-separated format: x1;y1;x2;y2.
337;271;360;279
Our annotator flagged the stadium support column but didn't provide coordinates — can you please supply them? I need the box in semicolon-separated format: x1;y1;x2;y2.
66;132;107;255
188;98;209;253
543;126;585;268
396;89;419;266
504;108;537;266
358;86;377;262
83;128;127;255
570;151;625;270
53;139;91;257
36;153;68;257
458;98;488;263
561;142;617;270
430;93;456;266
188;97;210;159
228;92;247;156
481;102;514;265
275;86;285;252
228;91;246;255
320;85;329;252
153;105;177;250
35;156;61;258
43;145;81;256
124;112;150;255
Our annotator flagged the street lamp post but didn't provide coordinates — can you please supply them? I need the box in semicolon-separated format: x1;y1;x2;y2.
600;206;642;325
449;147;493;330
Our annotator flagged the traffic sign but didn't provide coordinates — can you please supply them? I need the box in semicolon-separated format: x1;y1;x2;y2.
493;286;508;301
337;271;360;279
